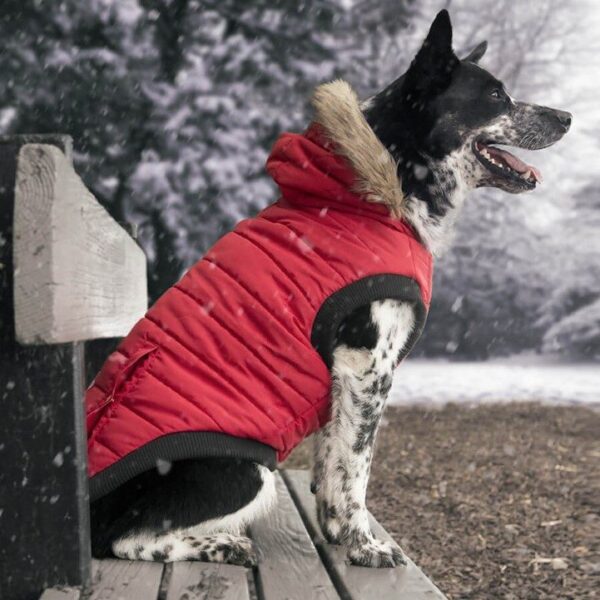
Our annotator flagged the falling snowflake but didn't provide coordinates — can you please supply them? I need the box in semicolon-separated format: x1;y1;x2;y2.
156;458;172;476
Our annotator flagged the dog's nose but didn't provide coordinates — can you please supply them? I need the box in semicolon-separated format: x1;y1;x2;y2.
555;110;572;132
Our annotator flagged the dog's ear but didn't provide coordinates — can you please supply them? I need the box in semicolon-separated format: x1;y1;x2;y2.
463;41;487;64
426;9;453;50
402;10;459;105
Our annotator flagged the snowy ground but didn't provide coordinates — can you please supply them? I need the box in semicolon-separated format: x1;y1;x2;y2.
389;355;600;407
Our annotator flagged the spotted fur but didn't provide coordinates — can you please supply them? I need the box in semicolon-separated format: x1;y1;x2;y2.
91;10;570;570
91;460;276;567
364;13;570;256
312;300;414;567
113;532;257;566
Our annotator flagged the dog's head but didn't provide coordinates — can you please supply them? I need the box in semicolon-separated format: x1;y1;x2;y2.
364;10;572;217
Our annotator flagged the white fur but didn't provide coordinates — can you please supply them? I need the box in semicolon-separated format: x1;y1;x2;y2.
312;300;414;567
404;143;480;256
112;465;276;563
113;531;256;563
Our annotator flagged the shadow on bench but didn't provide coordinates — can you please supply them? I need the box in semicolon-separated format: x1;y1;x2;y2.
42;470;445;600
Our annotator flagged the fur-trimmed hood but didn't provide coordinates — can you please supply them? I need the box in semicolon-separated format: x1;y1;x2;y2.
310;80;405;219
266;80;406;221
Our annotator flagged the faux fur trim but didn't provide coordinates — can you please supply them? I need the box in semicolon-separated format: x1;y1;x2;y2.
311;80;405;218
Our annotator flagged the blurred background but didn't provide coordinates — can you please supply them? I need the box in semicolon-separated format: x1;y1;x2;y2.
2;0;599;402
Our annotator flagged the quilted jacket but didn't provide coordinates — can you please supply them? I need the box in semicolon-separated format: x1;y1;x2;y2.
86;81;433;501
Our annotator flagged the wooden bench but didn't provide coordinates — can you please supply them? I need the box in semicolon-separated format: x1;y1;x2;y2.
0;136;146;600
1;136;445;600
40;471;445;600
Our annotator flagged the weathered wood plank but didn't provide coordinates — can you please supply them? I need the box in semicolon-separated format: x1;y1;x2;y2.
0;134;73;158
0;139;91;600
283;470;447;600
87;560;163;600
13;143;147;344
165;562;250;600
39;587;80;600
249;472;338;600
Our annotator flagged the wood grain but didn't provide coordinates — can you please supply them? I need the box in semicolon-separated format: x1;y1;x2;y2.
165;561;250;600
87;560;163;600
39;587;80;600
283;470;447;600
13;143;147;344
249;471;338;600
0;139;90;600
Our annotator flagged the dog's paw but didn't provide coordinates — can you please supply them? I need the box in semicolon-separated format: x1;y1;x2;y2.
223;537;258;568
187;534;258;567
347;539;407;568
214;536;258;568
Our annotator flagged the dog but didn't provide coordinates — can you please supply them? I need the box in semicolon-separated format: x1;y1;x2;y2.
90;10;571;569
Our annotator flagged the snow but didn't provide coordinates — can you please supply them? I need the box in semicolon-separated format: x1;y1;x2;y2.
2;1;598;356
156;458;172;476
390;356;600;407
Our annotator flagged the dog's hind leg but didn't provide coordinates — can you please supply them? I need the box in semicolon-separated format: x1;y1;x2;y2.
112;531;258;566
91;458;276;566
314;299;415;568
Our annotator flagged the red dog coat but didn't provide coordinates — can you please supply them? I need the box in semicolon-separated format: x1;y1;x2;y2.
86;125;433;500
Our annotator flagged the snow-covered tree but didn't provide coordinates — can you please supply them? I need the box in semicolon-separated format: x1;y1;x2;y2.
401;0;600;358
1;0;597;357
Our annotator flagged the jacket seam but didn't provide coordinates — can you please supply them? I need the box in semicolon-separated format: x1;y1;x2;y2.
88;344;161;449
172;285;315;414
232;230;315;309
258;217;347;284
277;392;329;456
144;313;282;430
145;369;224;431
202;257;307;348
117;402;167;435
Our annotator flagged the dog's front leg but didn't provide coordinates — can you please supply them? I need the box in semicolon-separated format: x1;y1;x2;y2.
314;299;415;568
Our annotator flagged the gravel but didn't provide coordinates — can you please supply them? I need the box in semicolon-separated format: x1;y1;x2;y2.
284;403;600;599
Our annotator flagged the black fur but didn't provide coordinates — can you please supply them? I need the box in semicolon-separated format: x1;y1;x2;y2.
364;9;571;216
90;458;263;558
335;304;378;350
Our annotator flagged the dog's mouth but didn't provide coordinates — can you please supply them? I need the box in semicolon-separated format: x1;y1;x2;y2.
473;139;542;191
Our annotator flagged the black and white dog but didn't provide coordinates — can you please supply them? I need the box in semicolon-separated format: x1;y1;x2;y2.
91;10;571;568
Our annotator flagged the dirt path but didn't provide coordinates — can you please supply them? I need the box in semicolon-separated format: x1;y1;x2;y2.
284;403;600;599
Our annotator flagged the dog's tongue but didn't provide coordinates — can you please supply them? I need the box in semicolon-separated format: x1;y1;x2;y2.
488;146;543;182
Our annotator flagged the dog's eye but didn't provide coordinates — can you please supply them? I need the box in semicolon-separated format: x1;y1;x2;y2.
490;89;502;99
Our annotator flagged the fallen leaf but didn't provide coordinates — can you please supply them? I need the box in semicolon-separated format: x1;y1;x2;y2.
529;556;569;571
551;558;568;570
541;519;562;527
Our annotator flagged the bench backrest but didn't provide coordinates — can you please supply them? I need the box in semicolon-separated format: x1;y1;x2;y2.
0;135;147;600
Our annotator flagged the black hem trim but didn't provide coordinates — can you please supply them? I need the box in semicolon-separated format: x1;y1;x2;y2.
89;431;277;501
311;274;428;369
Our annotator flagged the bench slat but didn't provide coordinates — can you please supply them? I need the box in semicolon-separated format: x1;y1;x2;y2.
87;559;163;600
250;472;338;600
39;588;80;600
165;562;249;600
283;470;446;600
